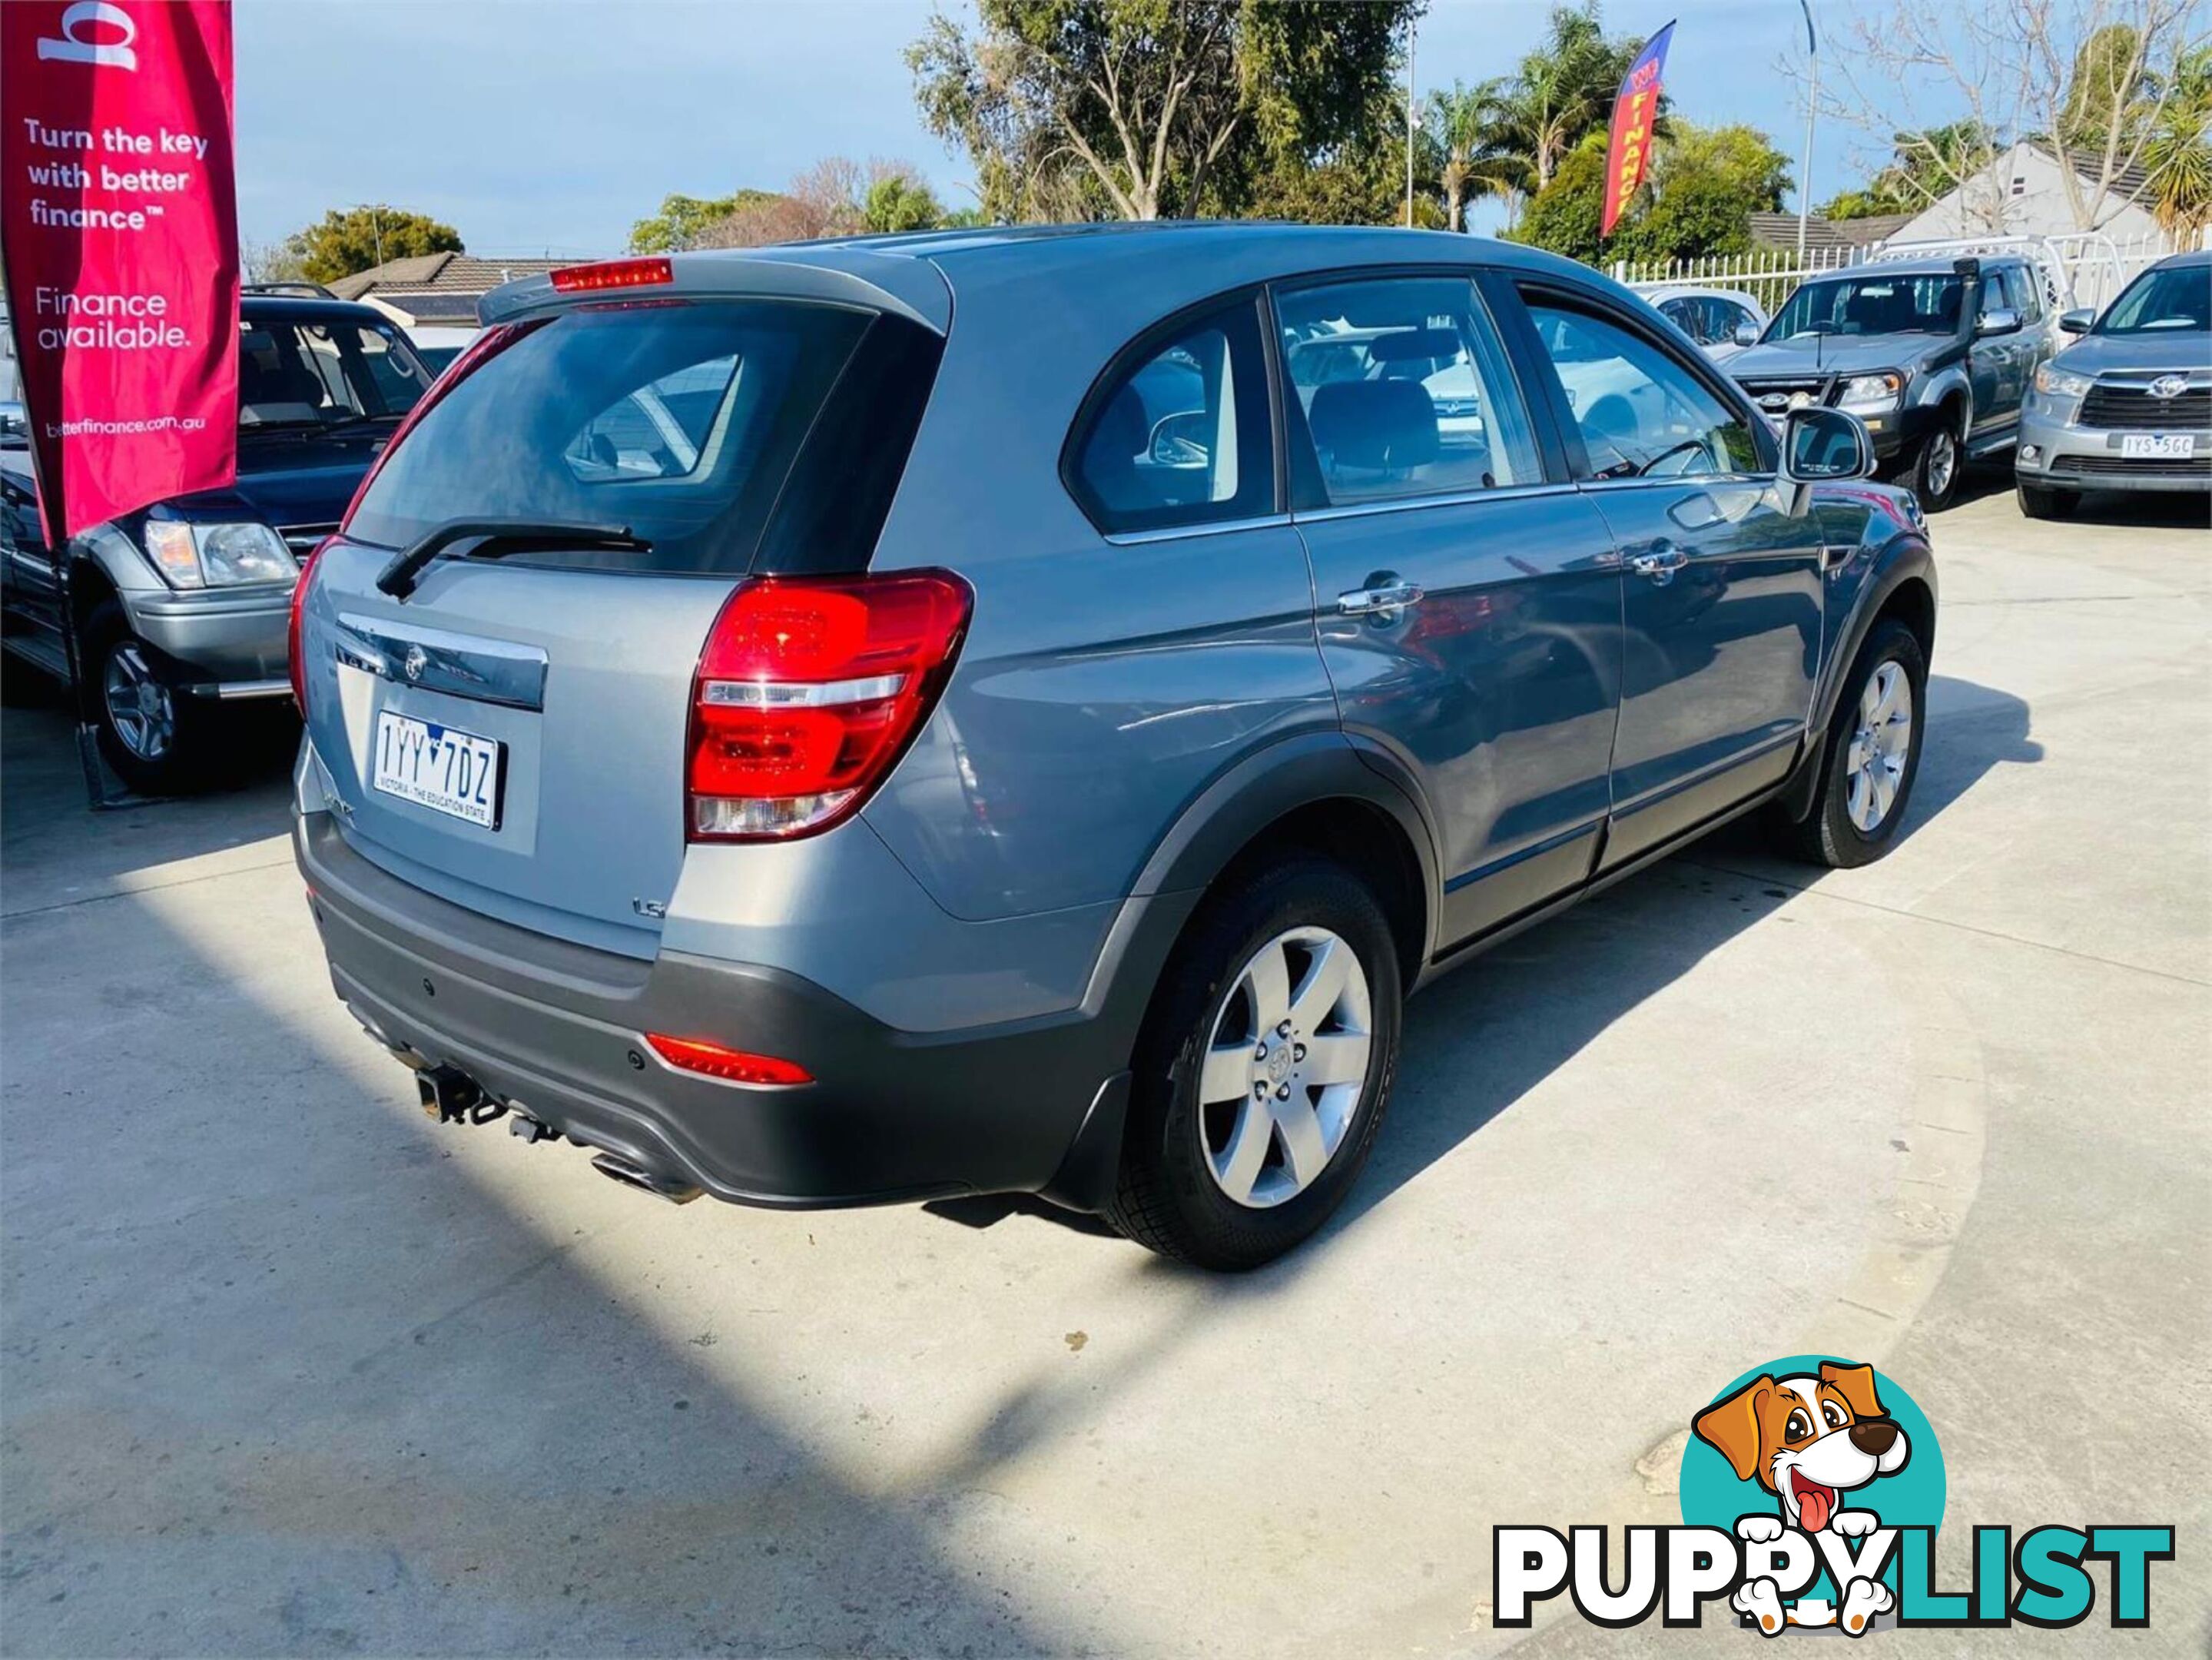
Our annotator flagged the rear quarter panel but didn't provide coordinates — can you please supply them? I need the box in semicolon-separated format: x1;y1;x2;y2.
859;239;1341;922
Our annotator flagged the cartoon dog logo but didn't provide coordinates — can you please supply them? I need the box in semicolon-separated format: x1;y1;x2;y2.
1693;1361;1911;1635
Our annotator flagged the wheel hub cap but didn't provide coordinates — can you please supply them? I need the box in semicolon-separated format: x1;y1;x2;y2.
1846;660;1912;833
1197;926;1372;1210
103;643;175;762
1928;431;1955;494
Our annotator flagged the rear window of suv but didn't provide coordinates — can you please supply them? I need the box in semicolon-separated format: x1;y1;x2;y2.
347;300;897;576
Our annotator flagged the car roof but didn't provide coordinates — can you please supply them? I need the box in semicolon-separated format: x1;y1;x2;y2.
1802;256;2024;281
485;221;1613;337
239;294;396;327
2151;246;2212;271
1647;285;1762;306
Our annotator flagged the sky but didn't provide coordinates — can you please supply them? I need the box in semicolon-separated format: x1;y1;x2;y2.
234;0;1892;260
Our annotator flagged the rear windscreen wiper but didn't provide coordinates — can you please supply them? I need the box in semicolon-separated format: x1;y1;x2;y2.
376;518;651;600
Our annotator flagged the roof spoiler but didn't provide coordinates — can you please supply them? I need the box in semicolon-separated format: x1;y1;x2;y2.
477;247;953;334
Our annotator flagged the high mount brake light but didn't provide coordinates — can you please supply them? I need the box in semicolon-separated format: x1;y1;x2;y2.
550;257;674;294
687;571;972;842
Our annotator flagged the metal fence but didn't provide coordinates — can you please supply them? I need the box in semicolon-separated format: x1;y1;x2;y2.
1613;227;2193;317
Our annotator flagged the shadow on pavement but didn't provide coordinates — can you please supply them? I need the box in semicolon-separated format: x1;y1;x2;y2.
0;718;1090;1655
2;659;300;918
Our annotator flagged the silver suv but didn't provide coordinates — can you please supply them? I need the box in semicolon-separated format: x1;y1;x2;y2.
293;226;1937;1268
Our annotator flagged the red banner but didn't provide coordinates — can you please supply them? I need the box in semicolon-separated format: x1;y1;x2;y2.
2;0;238;543
1601;19;1674;240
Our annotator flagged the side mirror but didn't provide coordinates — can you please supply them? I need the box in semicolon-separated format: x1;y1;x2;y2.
1148;410;1210;467
1976;307;2023;337
1779;407;1874;517
2058;307;2094;335
1733;320;1761;348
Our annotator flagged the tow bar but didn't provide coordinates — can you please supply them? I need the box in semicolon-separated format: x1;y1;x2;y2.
416;1063;506;1127
413;1061;696;1203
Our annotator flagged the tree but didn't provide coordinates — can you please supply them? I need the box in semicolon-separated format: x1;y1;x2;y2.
1509;132;1612;261
1428;80;1523;231
864;170;946;233
629;191;778;254
2141;42;2212;236
1819;121;2003;219
242;237;309;286
907;0;1419;223
1485;3;1643;198
1796;0;2198;234
1627;123;1792;258
679;158;949;248
282;206;462;284
1509;121;1791;264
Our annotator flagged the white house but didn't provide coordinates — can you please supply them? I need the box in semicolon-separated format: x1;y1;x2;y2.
1887;141;2177;304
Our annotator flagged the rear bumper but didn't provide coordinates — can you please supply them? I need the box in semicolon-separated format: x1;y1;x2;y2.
295;811;1169;1210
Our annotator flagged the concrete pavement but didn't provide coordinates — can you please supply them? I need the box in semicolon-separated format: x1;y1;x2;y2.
3;482;2206;1655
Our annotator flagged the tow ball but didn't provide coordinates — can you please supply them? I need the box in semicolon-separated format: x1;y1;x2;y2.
416;1064;506;1127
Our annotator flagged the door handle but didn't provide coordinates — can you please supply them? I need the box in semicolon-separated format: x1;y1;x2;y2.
1628;545;1689;584
1338;579;1424;620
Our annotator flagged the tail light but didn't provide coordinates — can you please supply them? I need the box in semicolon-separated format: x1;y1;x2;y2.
287;536;331;713
688;570;971;842
646;1033;811;1087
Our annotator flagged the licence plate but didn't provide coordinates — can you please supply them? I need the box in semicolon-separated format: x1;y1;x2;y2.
2120;433;2196;459
372;710;502;828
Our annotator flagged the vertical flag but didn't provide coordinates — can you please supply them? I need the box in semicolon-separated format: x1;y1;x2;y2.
2;1;239;543
1601;20;1675;239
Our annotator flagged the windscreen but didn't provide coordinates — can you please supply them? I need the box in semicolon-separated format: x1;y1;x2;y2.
2095;263;2211;334
1768;274;1968;340
239;317;431;428
345;300;874;575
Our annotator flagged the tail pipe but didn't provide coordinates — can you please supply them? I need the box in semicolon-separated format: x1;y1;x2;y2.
590;1151;703;1205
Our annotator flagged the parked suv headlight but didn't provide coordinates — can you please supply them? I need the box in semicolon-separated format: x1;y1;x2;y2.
1837;372;1905;413
143;520;299;588
2033;363;2092;400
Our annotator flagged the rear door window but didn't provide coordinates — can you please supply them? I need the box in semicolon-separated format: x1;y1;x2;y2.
1065;295;1274;536
346;300;877;575
1276;274;1540;505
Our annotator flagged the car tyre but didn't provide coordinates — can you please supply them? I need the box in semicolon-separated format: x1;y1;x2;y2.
1903;420;1962;512
1769;618;1928;869
1108;856;1402;1271
84;599;219;795
2016;481;2078;519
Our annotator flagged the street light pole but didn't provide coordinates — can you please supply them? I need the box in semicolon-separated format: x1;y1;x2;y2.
1405;17;1418;227
1796;0;1819;265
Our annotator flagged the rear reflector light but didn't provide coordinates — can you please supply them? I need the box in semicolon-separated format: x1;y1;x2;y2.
550;257;673;293
287;535;332;712
687;571;972;842
645;1034;811;1087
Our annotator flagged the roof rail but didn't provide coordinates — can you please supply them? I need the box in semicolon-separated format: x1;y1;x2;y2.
1864;232;2122;310
243;281;340;300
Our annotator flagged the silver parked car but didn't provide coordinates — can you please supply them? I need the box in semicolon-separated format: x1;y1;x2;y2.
292;226;1935;1268
2015;247;2211;517
1646;286;1769;364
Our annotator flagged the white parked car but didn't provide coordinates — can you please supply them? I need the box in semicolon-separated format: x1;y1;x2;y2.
1647;287;1769;364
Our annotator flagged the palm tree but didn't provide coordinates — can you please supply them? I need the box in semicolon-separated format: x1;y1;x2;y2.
1428;80;1526;231
2141;45;2212;242
1484;3;1644;198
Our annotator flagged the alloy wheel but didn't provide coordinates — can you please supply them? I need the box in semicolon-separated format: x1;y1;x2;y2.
102;642;177;762
1196;926;1372;1209
1845;660;1912;833
1925;428;1956;499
